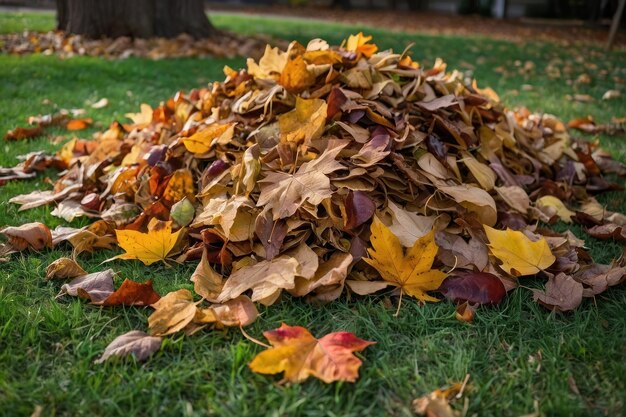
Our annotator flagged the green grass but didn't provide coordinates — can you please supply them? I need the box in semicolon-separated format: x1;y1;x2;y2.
1;11;626;417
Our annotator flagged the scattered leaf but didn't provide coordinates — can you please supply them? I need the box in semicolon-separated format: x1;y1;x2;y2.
45;257;87;280
249;323;374;383
95;330;162;364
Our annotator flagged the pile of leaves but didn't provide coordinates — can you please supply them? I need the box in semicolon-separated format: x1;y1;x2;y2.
0;30;283;59
2;34;626;383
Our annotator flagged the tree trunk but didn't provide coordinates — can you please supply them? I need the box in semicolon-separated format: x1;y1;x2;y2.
56;0;216;39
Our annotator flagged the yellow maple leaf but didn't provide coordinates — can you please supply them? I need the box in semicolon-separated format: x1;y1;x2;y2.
246;45;288;80
279;54;316;93
278;97;327;144
125;103;153;126
344;32;378;58
484;226;556;276
113;218;183;265
182;123;235;154
364;217;445;302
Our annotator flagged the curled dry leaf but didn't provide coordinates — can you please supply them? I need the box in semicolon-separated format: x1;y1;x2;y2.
248;323;375;383
532;273;583;312
45;257;87;280
484;226;556;276
364;216;446;302
148;289;198;336
412;381;467;417
217;255;300;305
59;269;115;303
0;222;52;251
191;249;224;301
586;223;626;241
112;218;183;265
95;330;162;364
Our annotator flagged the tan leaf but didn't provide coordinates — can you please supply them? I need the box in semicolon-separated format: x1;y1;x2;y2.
532;273;583;312
59;269;115;303
191;249;224;301
257;142;346;220
95;330;162;364
217;256;300;305
1;222;52;251
148;289;198;336
45;257;87;280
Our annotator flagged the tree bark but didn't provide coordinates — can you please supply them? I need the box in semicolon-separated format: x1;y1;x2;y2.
56;0;216;39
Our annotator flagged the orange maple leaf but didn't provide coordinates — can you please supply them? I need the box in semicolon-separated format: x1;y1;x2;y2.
249;323;374;383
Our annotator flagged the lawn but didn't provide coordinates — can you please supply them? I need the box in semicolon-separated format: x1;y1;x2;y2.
1;11;625;417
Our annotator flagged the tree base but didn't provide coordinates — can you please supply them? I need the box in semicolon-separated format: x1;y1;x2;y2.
56;0;216;39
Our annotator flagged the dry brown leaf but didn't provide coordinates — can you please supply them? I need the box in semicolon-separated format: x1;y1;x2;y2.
257;142;346;220
1;222;52;251
148;289;197;336
59;269;115;303
532;273;583;312
95;330;162;364
45;257;87;280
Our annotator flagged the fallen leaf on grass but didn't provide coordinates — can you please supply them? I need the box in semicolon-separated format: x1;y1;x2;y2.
249;323;374;383
112;218;183;265
532;272;583;312
0;222;52;251
45;257;87;280
412;380;469;417
66;118;92;131
4;125;44;141
95;330;162;364
586;223;626;241
438;272;506;305
148;289;198;336
97;278;161;306
90;98;109;109
364;216;446;302
574;264;626;297
59;269;115;303
484;226;556;276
